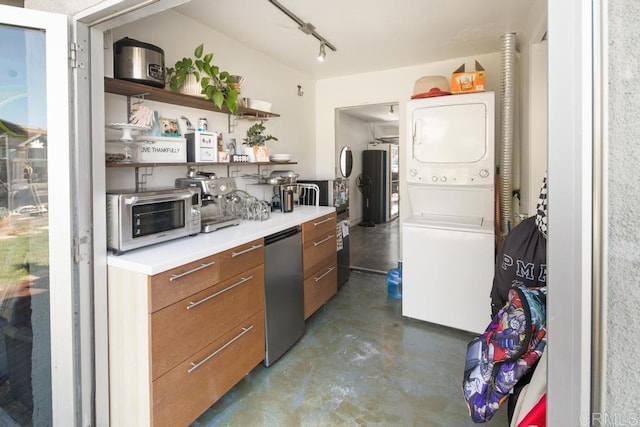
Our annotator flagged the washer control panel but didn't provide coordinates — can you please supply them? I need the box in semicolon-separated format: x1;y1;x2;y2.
407;166;494;186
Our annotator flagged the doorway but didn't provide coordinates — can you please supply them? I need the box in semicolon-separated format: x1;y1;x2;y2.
335;103;400;274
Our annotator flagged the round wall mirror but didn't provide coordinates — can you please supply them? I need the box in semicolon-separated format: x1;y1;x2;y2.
339;146;353;178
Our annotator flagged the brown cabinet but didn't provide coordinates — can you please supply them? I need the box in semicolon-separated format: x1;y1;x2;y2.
108;238;265;426
301;212;337;319
151;311;265;427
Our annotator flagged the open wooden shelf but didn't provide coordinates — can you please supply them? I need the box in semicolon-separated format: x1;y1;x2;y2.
105;161;297;168
104;77;280;119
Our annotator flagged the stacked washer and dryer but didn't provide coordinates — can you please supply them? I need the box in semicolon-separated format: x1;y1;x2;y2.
402;92;495;334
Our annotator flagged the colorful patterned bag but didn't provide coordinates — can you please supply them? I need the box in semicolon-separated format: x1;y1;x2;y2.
462;286;547;423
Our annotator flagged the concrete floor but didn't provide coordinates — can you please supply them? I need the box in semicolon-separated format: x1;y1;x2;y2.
349;219;400;274
192;270;508;426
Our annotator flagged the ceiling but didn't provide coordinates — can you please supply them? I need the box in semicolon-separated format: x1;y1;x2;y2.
339;103;399;124
173;0;535;81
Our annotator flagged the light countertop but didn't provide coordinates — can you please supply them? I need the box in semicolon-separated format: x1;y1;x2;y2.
107;205;336;275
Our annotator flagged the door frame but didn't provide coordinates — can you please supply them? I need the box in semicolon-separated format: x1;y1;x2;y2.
547;0;595;423
72;1;190;424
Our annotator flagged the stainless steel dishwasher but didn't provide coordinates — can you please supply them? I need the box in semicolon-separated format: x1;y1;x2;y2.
263;225;304;366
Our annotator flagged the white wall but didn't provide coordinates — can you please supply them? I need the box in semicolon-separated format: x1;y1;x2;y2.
105;9;316;190
518;0;548;216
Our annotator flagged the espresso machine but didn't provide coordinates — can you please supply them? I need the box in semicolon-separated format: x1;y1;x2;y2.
175;169;241;233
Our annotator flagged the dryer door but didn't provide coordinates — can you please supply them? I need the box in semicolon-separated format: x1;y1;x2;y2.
412;103;488;164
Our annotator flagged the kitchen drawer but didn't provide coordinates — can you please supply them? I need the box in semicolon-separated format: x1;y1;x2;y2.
301;212;336;244
304;261;337;319
219;238;264;281
303;231;336;279
150;264;265;380
151;311;265;427
150;253;221;313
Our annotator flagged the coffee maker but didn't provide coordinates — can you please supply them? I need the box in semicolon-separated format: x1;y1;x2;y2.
175;169;241;233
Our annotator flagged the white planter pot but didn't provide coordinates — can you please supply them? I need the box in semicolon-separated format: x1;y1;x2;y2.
179;73;203;97
244;146;256;162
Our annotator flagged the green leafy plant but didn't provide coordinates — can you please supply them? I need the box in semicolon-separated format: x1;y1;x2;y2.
166;44;238;114
243;121;278;147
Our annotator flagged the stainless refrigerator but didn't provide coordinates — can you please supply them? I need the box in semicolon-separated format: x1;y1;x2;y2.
297;179;350;289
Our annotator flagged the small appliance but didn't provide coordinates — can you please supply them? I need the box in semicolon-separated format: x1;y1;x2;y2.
186;131;218;162
175;171;241;233
106;187;201;254
113;37;165;88
281;187;295;212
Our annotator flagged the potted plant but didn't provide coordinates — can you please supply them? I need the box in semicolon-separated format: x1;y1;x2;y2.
165;44;239;114
243;121;278;161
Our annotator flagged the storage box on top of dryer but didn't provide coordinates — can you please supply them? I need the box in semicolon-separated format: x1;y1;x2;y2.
450;60;486;93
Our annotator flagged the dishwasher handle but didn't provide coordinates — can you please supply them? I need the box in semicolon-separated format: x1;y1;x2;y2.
264;225;301;245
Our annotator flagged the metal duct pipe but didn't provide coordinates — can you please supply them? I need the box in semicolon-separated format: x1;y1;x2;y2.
499;33;517;234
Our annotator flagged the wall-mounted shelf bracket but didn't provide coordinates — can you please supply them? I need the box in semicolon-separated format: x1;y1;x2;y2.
125;92;149;120
134;166;154;192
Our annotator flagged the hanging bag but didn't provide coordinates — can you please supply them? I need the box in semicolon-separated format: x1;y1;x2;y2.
462;286;547;423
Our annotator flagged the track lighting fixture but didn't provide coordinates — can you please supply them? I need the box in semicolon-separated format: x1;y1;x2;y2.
268;0;337;62
317;43;327;62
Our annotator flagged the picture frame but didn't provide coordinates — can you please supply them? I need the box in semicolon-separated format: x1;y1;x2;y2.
254;146;269;162
160;117;181;137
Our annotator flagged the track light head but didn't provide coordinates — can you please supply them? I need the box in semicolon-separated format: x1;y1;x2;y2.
317;43;327;62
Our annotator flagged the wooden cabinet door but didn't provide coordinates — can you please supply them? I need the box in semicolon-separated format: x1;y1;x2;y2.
151;311;265;427
149;253;220;313
303;261;338;319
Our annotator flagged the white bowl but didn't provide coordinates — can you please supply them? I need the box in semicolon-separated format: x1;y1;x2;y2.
241;98;272;112
269;154;291;162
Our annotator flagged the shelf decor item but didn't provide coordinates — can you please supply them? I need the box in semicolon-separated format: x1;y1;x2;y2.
159;117;181;137
165;43;239;114
254;146;269;162
135;136;186;163
242;121;278;147
243;121;278;162
105;123;150;163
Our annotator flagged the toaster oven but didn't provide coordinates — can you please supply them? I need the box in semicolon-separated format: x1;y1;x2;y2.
106;187;201;254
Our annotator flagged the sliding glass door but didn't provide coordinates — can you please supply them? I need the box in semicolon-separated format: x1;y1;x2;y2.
0;5;75;425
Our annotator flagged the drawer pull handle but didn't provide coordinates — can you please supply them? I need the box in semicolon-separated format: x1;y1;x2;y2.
313;217;334;227
187;325;254;374
231;244;263;258
313;234;335;247
314;266;336;282
186;276;253;310
169;261;216;282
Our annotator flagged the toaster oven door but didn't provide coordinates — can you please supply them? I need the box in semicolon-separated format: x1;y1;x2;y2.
131;199;186;237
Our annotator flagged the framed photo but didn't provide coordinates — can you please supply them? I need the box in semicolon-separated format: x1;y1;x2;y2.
218;151;230;163
254;146;269;162
160;117;181;137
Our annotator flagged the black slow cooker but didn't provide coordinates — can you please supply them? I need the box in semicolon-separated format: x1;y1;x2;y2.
113;37;165;88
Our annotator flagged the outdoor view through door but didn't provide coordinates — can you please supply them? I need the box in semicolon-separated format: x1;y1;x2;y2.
0;24;52;425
